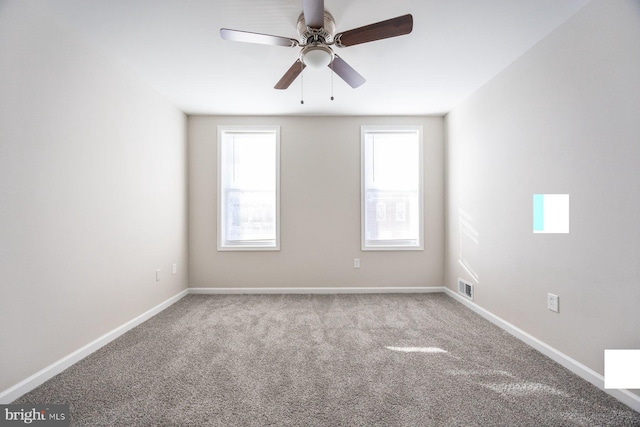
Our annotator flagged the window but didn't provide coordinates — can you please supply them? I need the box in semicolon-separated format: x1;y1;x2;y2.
218;126;280;250
361;126;423;250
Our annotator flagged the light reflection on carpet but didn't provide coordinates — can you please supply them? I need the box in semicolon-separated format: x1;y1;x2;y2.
385;346;447;354
481;381;570;397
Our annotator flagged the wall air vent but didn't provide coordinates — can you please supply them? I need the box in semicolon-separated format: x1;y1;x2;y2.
458;278;474;301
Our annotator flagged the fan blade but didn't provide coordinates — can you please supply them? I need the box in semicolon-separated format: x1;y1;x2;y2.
275;59;306;90
329;55;366;88
335;14;413;47
302;0;325;28
220;28;298;47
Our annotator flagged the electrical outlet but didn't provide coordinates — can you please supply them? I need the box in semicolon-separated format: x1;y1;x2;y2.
156;269;161;282
548;293;559;313
354;258;360;269
172;263;177;274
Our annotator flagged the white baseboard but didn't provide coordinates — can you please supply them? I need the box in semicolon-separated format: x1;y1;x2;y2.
0;289;189;404
188;286;446;295
444;288;640;413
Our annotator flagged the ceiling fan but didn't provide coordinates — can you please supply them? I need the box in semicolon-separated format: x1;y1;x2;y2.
220;0;413;90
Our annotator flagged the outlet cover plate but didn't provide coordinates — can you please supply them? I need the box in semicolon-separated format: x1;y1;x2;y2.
548;293;559;313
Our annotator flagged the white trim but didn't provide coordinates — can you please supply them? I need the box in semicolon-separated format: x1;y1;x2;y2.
0;289;189;404
443;288;640;413
188;286;445;295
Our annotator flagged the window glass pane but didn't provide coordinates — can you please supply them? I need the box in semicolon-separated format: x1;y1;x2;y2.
224;190;275;242
366;132;418;190
224;133;275;191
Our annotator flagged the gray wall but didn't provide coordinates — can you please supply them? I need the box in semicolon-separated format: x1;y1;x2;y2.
189;115;444;289
445;0;640;385
0;2;188;392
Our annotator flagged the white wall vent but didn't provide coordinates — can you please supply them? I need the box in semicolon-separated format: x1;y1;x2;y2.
458;278;474;301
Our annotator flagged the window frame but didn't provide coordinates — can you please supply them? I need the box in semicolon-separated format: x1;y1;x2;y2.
361;125;424;251
217;125;281;251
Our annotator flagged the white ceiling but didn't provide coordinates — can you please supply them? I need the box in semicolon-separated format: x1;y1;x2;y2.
31;0;591;116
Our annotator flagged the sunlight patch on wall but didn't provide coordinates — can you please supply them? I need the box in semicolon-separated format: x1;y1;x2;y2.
458;208;479;282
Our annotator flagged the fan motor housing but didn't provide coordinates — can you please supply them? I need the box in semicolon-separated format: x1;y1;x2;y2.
297;10;336;45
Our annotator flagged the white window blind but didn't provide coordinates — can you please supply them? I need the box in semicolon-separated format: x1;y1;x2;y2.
218;126;280;250
361;126;423;250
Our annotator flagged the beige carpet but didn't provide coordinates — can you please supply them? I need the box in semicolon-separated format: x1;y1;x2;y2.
14;293;640;426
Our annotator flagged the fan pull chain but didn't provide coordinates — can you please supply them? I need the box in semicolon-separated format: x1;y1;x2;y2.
330;61;334;101
300;60;304;105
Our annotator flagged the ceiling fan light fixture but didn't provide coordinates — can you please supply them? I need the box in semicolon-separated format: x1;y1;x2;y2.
300;45;334;68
